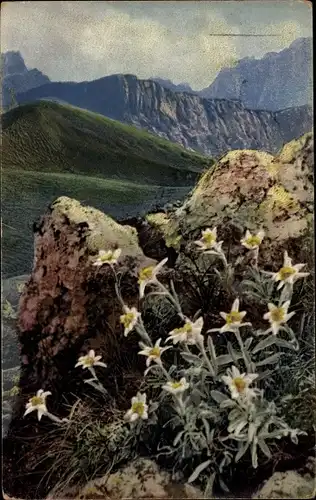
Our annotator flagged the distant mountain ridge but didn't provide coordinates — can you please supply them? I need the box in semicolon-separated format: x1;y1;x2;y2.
199;37;312;111
1;51;50;107
13;74;312;158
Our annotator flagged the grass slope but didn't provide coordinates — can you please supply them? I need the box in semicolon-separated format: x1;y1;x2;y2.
2;101;210;185
2;102;211;277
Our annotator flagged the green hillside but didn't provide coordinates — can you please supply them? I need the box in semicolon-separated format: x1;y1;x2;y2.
2;101;210;185
2;101;211;277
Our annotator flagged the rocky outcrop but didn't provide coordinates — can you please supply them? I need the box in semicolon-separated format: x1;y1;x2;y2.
253;457;316;499
1;51;50;109
201;37;312;111
71;458;202;499
148;133;314;266
2;275;29;437
17;196;156;396
15;74;312;158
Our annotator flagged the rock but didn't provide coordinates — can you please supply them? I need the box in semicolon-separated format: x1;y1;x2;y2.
253;458;316;499
160;133;313;267
74;458;203;499
17;197;157;395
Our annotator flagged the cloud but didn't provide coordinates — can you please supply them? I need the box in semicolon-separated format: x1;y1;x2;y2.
0;1;312;89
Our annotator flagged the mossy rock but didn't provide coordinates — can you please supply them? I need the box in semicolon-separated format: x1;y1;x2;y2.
146;212;182;250
51;196;142;257
158;133;313;257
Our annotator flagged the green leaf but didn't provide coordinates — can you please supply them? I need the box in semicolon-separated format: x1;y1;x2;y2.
244;337;254;350
220;399;236;409
235;441;250;462
211;390;228;404
204;471;216;498
180;352;202;364
256;353;283;366
258;439;272;459
251;439;258;469
173;431;184;446
217;354;234;365
275;338;298;351
218;476;230;493
188;459;211;483
252;335;276;354
207;336;218;367
227;342;240;364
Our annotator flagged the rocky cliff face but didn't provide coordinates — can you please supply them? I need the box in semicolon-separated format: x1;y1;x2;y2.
200;37;312;111
15;74;312;158
1;51;50;108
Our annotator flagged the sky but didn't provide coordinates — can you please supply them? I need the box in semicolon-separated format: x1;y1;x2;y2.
1;0;312;90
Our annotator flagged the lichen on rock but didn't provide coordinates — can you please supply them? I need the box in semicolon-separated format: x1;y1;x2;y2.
153;133;313;265
17;197;156;395
75;458;203;499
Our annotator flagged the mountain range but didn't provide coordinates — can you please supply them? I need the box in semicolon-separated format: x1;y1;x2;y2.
1;37;312;158
151;37;312;111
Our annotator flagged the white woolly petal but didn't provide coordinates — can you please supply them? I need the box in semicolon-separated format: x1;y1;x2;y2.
139;281;146;299
154;257;168;275
286;312;296;321
232;298;240;312
139;393;147;403
95;361;107;368
24;406;35;417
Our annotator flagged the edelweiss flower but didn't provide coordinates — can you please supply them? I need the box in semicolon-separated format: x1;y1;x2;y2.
263;301;295;335
138;257;168;298
24;389;52;421
124;392;148;422
195;227;223;252
93;248;122;267
120;305;141;337
222;366;258;400
240;230;265;250
138;338;171;367
162;377;189;395
268;251;309;290
75;350;107;370
166;317;204;345
219;298;251;333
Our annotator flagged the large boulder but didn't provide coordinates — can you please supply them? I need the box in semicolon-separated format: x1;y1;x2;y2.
17;197;156;397
252;456;316;499
147;133;313;266
71;458;202;499
2;275;29;437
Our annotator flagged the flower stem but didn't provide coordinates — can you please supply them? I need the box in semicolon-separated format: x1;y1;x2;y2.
197;340;215;377
234;328;251;372
46;412;68;424
156;281;185;320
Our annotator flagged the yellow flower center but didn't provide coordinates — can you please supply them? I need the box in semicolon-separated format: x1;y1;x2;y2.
270;307;285;322
245;235;261;247
100;251;113;262
131;402;145;416
233;377;246;393
149;347;161;357
139;266;154;282
173;323;192;335
31;396;44;406
171;381;183;389
202;232;216;247
120;312;135;328
279;266;296;281
83;357;95;367
226;311;242;324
